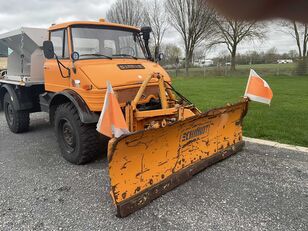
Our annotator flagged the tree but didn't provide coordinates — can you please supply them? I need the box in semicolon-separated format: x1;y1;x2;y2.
211;17;266;71
162;43;182;65
280;21;308;59
264;47;279;64
106;0;146;27
280;21;308;75
288;50;299;59
192;47;205;63
145;0;168;60
166;0;215;76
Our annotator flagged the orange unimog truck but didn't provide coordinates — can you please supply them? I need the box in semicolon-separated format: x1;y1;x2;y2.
0;19;248;217
0;20;168;163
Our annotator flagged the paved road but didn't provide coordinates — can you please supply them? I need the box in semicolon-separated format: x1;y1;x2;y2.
0;112;307;231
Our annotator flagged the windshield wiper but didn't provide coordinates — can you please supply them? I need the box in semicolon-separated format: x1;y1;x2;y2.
80;53;112;60
112;54;138;60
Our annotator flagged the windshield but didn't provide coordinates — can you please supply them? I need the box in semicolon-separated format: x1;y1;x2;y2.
71;26;146;59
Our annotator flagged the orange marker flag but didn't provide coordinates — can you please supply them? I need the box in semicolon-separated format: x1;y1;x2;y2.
244;69;273;105
97;81;130;138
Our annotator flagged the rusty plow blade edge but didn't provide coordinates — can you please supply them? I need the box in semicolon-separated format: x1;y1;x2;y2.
108;101;248;217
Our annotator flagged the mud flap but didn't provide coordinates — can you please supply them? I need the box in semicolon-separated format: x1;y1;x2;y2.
108;101;248;217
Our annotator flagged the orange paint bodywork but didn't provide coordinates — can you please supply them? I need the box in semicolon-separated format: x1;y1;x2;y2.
110;103;246;202
108;100;248;217
44;21;170;112
49;20;139;32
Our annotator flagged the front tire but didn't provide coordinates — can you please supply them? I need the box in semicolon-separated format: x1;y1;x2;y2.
54;103;100;165
3;93;30;133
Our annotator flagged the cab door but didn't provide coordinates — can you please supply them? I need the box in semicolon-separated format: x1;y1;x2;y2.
44;29;71;92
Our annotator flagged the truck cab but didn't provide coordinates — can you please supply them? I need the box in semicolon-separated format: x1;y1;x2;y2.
43;20;169;112
0;19;170;164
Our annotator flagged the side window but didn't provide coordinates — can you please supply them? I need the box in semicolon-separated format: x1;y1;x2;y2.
50;29;69;59
64;30;69;58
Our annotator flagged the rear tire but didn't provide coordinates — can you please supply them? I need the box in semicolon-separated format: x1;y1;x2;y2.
54;102;100;165
3;93;30;133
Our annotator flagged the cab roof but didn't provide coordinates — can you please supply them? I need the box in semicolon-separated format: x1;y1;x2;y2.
49;20;140;31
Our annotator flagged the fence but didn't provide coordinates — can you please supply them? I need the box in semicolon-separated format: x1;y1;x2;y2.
166;61;308;78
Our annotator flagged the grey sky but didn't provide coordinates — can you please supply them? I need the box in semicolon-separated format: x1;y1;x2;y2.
0;0;297;58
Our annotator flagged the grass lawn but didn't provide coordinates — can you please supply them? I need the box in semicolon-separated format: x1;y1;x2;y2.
172;75;308;147
236;63;295;70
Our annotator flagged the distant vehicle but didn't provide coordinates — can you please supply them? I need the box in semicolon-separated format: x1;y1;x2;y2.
277;59;293;64
194;59;214;67
225;62;231;66
163;64;178;69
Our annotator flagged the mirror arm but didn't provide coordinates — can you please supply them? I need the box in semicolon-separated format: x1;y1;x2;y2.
144;40;152;61
141;27;153;61
72;64;77;74
71;58;77;74
55;55;70;78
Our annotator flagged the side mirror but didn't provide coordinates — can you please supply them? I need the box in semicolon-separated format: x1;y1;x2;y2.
157;53;164;61
43;41;55;59
141;27;153;60
141;27;152;41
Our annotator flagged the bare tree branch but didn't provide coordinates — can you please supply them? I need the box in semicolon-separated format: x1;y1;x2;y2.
106;0;146;27
212;16;266;71
279;20;308;58
166;0;215;76
145;0;169;59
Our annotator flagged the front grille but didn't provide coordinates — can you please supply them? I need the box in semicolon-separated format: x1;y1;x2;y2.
116;85;159;104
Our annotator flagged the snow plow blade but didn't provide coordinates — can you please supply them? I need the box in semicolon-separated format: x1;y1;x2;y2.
108;100;248;217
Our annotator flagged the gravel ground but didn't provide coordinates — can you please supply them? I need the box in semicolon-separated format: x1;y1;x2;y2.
0;112;307;231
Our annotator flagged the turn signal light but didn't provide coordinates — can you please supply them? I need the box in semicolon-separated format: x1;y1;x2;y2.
83;84;92;90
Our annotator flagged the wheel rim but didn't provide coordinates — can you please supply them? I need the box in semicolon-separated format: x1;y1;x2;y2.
5;103;14;126
59;119;76;153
